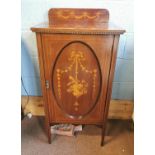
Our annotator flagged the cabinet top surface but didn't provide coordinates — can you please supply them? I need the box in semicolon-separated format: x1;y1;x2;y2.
31;8;125;34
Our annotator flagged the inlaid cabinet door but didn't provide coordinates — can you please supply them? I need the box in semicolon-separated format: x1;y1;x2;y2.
42;34;114;123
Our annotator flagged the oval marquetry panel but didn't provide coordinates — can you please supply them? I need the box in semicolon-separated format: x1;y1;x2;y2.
52;41;102;118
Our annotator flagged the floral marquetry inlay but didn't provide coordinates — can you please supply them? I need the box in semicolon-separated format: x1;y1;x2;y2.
52;40;102;116
67;75;88;98
56;51;97;101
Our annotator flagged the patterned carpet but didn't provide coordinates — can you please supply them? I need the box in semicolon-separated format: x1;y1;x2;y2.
21;117;133;155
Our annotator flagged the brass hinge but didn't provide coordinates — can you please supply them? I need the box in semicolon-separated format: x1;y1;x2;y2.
45;80;49;89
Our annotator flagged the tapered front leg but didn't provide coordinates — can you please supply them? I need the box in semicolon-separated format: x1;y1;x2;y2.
101;124;106;146
48;129;51;144
44;117;51;144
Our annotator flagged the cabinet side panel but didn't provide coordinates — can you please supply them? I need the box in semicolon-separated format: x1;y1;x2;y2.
103;35;120;123
36;33;51;135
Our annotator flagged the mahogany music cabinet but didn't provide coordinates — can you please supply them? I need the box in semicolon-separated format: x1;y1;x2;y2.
31;8;125;146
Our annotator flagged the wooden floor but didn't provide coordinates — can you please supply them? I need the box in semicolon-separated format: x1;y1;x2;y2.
21;117;134;155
